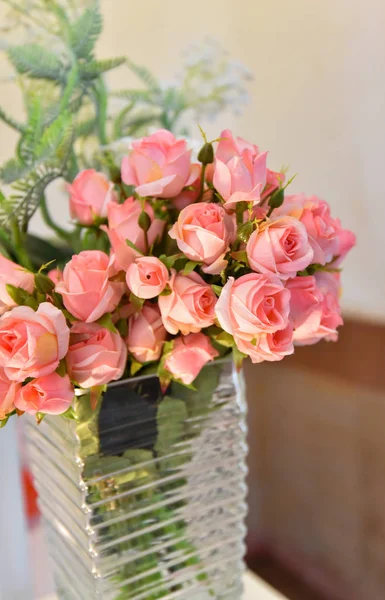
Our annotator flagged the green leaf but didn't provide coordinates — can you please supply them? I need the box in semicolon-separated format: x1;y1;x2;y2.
6;284;37;309
56;359;67;377
231;250;248;264
130;359;143;376
211;285;222;297
36;412;46;424
69;3;102;59
7;44;62;81
158;254;177;269
129;292;145;311
214;331;234;348
34;272;55;295
35;112;73;161
182;260;200;275
115;318;128;337
237;220;254;243
96;313;118;333
61;406;76;420
112;89;156;103
79;58;126;80
126;59;161;92
125;239;144;255
0;158;29;184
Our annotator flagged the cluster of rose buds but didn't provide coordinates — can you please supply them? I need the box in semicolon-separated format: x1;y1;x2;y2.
0;128;355;423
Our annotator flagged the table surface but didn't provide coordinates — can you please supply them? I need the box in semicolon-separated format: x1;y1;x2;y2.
41;571;288;600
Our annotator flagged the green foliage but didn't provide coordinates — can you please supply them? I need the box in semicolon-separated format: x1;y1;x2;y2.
69;3;103;59
79;57;126;80
7;44;63;81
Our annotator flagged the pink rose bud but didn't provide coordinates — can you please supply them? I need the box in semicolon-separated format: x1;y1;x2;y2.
15;373;74;416
164;333;219;385
261;168;286;200
169;202;234;275
121;129;192;198
215;273;290;341
0;302;69;382
172;163;201;210
0;255;34;316
127;303;167;363
332;220;356;266
213;129;267;209
68;169;117;225
0;367;20;420
56;250;125;323
47;268;63;285
292;271;343;345
159;270;217;335
66;322;127;388
235;323;294;364
102;197;165;270
126;257;169;299
246;216;314;280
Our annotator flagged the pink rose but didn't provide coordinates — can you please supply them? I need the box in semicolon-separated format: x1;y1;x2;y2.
286;275;322;328
127;303;167;363
56;251;125;323
293;271;343;345
159;270;217;335
0;255;34;316
47;268;63;285
68;169;117;225
278;195;340;265
126;257;169;299
213;129;267;208
15;373;74;415
66;322;127;388
164;333;219;385
0;302;69;382
169;202;234;275
103;197;164;270
246;216;313;280
172;163;201;210
0;368;20;420
215;273;290;340
235;323;294;364
121;129;191;198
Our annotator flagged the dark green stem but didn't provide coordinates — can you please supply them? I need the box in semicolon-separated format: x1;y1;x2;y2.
198;163;207;201
11;221;33;270
94;79;109;146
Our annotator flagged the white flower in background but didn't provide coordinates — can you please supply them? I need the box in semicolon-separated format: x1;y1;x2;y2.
177;38;253;121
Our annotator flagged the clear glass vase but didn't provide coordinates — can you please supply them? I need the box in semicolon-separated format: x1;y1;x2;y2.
26;358;248;600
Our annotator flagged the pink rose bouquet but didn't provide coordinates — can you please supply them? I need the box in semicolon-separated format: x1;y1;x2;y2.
0;127;355;426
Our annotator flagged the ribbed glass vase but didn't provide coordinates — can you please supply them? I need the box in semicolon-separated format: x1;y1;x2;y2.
26;358;248;600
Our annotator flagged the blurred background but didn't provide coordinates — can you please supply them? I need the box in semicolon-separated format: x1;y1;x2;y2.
1;1;384;599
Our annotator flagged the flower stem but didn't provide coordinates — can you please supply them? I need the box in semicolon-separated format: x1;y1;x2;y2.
198;163;207;201
11;221;33;270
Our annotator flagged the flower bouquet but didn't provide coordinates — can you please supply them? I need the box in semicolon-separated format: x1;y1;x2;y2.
0;2;355;599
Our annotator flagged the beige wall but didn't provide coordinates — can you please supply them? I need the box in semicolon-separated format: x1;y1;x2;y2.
1;0;384;321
